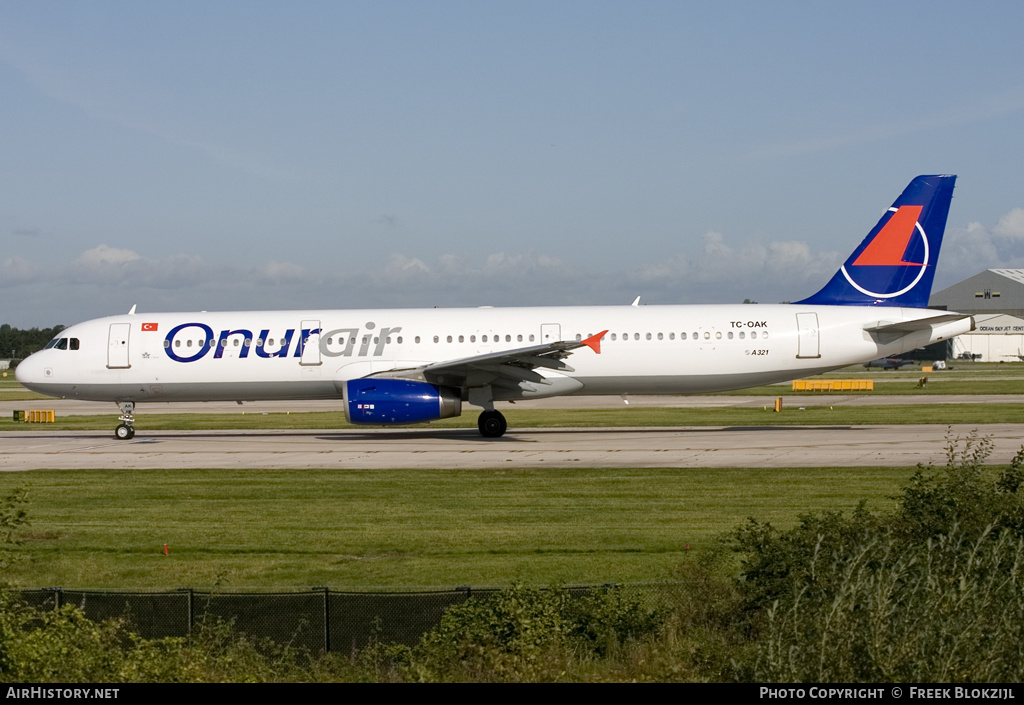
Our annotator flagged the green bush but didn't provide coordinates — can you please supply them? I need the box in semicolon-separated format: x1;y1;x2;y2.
0;487;28;573
732;431;1024;683
897;431;1024;540
0;590;330;683
385;584;666;682
752;525;1024;682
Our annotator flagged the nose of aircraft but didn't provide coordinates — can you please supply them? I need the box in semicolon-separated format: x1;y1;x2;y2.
14;351;49;391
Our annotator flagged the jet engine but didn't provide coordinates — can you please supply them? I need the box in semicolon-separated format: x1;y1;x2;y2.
343;378;462;425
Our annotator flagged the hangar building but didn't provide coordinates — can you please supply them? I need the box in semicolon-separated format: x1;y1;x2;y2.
930;269;1024;361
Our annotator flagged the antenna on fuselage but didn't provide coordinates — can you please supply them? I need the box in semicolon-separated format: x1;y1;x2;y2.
127;304;137;315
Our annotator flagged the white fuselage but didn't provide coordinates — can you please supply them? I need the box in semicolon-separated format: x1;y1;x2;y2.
16;303;972;406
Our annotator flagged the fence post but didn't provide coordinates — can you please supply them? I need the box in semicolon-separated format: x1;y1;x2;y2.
177;588;194;636
43;586;63;611
313;586;330;652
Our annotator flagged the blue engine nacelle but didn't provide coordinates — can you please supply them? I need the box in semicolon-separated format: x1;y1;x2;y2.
343;378;463;425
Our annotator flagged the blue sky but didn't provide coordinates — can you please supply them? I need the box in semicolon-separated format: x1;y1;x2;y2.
2;1;1024;326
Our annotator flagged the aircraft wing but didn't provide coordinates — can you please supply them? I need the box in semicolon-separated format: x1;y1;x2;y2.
368;330;607;394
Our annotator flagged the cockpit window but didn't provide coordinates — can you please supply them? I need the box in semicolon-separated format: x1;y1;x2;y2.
45;337;81;351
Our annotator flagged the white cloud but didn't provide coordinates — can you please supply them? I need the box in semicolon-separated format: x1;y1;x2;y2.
630;231;839;303
383;253;430;276
0;256;39;287
254;260;308;285
10;209;1024;325
992;208;1024;241
935;210;1024;288
65;246;211;289
74;244;142;267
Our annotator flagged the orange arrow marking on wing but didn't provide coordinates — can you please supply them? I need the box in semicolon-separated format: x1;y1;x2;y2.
582;330;608;354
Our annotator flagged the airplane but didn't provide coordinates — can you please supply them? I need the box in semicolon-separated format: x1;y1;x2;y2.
16;174;973;440
864;357;915;370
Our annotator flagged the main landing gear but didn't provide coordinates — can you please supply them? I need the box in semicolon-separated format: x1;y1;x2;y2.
477;409;508;438
115;401;135;440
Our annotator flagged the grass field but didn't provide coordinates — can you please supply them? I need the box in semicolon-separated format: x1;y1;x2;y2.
1;464;918;590
2;363;1021;591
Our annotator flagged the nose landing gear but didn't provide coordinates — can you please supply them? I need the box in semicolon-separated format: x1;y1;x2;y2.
115;401;135;440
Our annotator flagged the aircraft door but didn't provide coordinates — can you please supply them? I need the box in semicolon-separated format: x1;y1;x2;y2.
107;323;131;369
540;323;561;344
300;319;322;366
796;313;821;359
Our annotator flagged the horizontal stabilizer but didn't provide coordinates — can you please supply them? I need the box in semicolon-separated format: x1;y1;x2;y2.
863;313;974;335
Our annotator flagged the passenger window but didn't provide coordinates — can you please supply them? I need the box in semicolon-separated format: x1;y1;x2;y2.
506;335;511;342
669;333;675;340
727;332;733;339
458;335;464;343
680;332;687;340
529;335;535;342
470;335;476;343
762;331;769;339
517;335;523;342
751;331;758;339
611;333;617;341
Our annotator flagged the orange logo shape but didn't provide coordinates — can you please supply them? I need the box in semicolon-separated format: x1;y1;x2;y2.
852;205;924;267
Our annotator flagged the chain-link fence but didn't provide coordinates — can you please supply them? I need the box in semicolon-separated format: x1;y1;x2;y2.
15;585;667;652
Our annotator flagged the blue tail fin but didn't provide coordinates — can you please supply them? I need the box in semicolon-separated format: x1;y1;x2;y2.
796;174;956;307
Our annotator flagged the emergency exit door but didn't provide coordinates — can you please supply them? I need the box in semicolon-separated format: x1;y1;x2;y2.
796;313;821;359
107;323;131;369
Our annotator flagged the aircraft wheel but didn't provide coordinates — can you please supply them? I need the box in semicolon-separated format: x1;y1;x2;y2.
478;410;507;438
115;424;135;440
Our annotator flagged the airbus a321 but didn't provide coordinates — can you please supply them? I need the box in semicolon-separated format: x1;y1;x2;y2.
17;174;973;439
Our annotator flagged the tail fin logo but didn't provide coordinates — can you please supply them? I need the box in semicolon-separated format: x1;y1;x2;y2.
840;205;930;299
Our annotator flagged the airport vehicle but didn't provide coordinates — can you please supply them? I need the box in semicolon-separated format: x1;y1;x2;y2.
16;175;973;439
864;357;915;370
